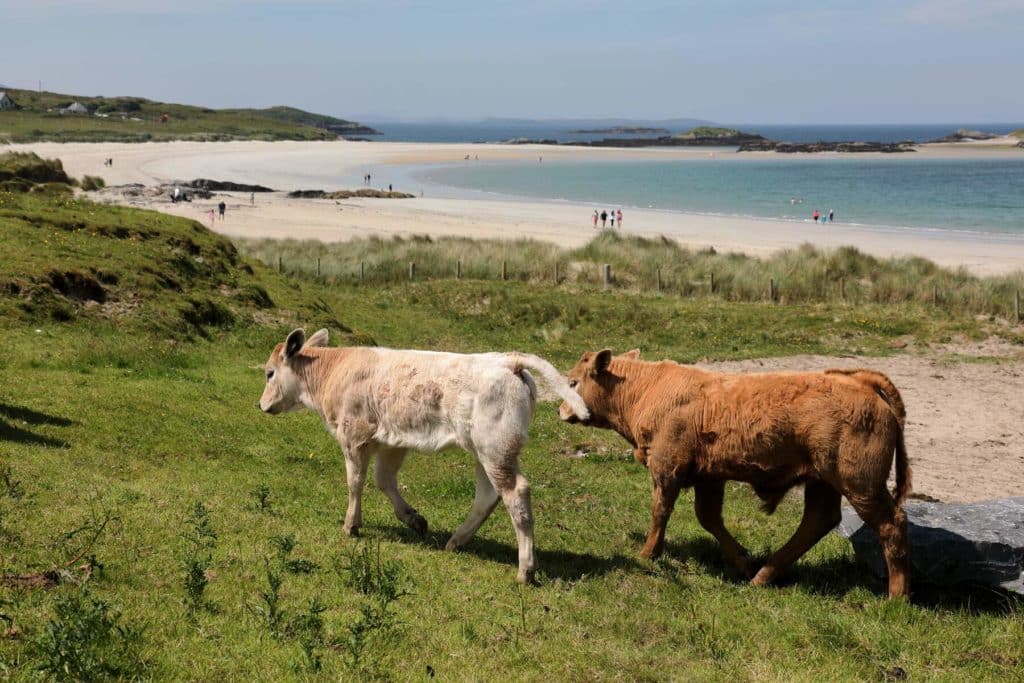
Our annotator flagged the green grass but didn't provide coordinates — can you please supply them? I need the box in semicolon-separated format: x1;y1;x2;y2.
674;126;745;138
1;191;1022;680
237;231;1024;324
0;87;374;143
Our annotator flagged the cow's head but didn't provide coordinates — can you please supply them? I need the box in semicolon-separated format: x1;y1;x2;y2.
259;327;329;414
558;348;640;426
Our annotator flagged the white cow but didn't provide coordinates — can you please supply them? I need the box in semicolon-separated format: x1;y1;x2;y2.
259;328;589;583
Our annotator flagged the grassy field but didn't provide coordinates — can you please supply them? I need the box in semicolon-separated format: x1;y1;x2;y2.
237;232;1024;324
1;186;1022;680
0;88;375;143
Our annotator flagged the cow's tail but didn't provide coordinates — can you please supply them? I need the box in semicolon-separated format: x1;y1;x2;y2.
507;354;590;420
826;368;911;505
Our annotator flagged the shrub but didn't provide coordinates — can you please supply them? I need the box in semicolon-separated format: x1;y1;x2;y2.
80;175;106;191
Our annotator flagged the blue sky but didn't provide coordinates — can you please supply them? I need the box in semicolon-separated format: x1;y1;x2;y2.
2;1;1023;123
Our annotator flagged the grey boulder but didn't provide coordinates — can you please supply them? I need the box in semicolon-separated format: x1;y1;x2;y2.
836;497;1024;594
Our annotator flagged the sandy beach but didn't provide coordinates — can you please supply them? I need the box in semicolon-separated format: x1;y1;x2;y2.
14;139;1024;276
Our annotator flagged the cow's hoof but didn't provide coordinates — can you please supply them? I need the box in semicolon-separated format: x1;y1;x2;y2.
736;557;758;579
444;536;462;551
750;566;776;587
638;545;662;560
516;569;537;585
408;514;429;536
344;525;361;538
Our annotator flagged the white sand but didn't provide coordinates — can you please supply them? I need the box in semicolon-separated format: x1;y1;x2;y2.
13;139;1024;275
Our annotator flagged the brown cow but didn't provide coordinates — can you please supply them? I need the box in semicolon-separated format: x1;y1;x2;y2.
559;350;911;598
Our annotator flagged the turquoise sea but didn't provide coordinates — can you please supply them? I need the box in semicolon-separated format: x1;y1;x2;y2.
418;156;1024;235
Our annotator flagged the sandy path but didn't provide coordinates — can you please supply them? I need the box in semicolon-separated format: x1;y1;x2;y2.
698;353;1024;504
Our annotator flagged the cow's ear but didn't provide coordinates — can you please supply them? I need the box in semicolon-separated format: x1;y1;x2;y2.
623;348;641;359
284;328;305;360
305;328;329;349
593;349;613;375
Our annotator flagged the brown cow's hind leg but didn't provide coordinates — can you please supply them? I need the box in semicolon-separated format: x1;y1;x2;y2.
694;481;756;578
751;480;841;587
847;493;911;598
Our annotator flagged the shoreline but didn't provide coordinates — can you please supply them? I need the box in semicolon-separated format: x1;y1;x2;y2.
11;139;1024;276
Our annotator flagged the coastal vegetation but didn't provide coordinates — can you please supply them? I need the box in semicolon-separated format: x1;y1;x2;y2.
0;87;377;143
237;231;1024;324
1;167;1021;677
674;126;745;139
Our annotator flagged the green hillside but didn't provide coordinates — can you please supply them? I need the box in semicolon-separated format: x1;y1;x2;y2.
0;87;377;143
674;126;743;139
0;158;1021;679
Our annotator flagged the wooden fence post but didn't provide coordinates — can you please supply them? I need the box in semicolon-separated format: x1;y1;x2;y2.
709;271;715;294
409;261;416;281
656;268;662;292
553;262;559;284
840;277;845;300
456;259;462;280
316;257;321;277
1016;290;1021;324
603;264;611;288
932;285;938;306
360;262;365;280
769;277;775;303
277;255;282;273
501;260;507;281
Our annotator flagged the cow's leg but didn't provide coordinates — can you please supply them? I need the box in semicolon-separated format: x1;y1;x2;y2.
342;445;372;536
484;461;536;584
846;492;910;598
693;480;756;578
639;456;683;560
374;448;428;535
751;480;841;587
445;461;501;551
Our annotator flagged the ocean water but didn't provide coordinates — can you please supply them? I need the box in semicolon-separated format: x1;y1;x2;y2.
419;157;1024;235
365;121;1023;144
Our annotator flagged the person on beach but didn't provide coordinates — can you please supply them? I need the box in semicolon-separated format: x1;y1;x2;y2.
250;192;255;206
389;183;393;192
829;209;835;223
616;209;623;229
207;209;215;226
593;210;599;228
812;209;820;222
218;201;226;220
610;211;615;228
600;210;607;228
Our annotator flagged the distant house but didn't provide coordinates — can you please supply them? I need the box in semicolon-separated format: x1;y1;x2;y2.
0;92;16;110
60;101;89;114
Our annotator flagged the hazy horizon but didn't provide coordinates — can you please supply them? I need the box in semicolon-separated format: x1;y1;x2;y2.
2;1;1023;125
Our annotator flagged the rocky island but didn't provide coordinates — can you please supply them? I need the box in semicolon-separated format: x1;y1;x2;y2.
569;126;670;135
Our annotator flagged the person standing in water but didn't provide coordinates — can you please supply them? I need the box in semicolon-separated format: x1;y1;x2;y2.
616;209;623;230
828;209;835;223
812;209;820;222
600;210;607;228
609;211;615;228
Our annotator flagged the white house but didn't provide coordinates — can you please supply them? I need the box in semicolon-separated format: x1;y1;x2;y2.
0;92;16;110
60;101;88;114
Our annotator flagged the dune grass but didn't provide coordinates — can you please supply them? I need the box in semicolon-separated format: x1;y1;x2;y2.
236;230;1024;323
1;192;1022;680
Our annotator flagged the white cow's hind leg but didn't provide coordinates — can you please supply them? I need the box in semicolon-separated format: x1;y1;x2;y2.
445;461;501;551
375;448;428;535
342;445;371;536
481;460;536;584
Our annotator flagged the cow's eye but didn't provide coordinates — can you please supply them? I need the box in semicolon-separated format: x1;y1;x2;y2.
266;369;275;380
568;379;578;389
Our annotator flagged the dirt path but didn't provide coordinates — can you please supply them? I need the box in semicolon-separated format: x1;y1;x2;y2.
699;352;1024;503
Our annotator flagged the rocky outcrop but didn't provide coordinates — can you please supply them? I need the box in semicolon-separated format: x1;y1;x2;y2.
569;127;670;135
738;140;916;153
503;132;766;148
837;498;1024;594
181;179;274;192
927;128;1000;143
286;188;415;199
